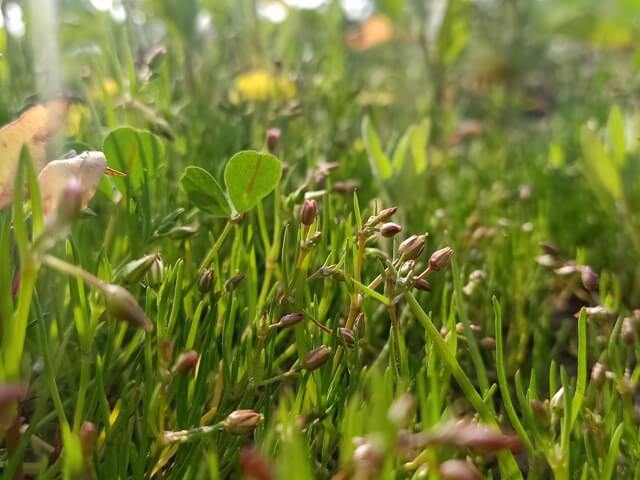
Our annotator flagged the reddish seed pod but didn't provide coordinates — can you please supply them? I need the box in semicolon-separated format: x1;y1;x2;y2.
429;247;454;272
413;278;432;292
581;266;599;291
339;328;356;348
302;345;331;371
174;351;199;374
223;409;263;434
80;421;97;458
198;268;215;294
399;234;427;260
380;222;402;238
270;312;304;329
300;199;318;226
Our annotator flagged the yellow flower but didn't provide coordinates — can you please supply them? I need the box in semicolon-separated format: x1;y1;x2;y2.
231;69;296;102
89;78;120;101
65;104;90;137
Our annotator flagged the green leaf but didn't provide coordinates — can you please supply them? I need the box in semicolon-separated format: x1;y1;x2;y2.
24;147;43;239
12;147;29;260
224;150;282;213
103;127;164;190
392;129;410;172
580;124;622;199
410;118;430;174
362;116;393;180
607;104;626;166
437;0;470;65
181;166;230;217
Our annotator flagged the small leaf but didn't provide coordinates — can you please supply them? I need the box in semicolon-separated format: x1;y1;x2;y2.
392;129;410;172
362;116;392;180
103;127;164;190
181;166;230;217
224;150;282;213
607;104;626;166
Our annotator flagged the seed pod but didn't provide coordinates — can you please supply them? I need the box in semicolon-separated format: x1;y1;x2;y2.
380;222;402;238
581;266;599;291
119;254;159;284
146;255;164;287
413;278;432;292
301;199;318;226
429;247;454;272
398;234;427;260
174;351;199;374
333;180;359;194
339;328;355;348
439;460;481;480
369;207;397;226
302;345;331;371
167;224;198;240
102;284;153;332
622;317;636;344
266;128;281;153
198;269;215;294
225;273;246;292
591;362;606;386
270;312;304;330
479;336;496;351
223;409;263;434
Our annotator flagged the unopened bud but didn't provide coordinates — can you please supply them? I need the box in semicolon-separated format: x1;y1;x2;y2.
301;199;317;226
198;268;215;294
399;260;415;276
530;399;550;426
146;255;164;287
79;421;97;459
102;284;153;332
369;207;397;225
266;128;281;153
119;254;158;284
399;234;427;260
240;446;274;480
145;45;167;70
302;345;331;371
591;362;606;386
339;328;356;348
479;336;496;350
56;176;83;224
380;222;402;238
174;351;199;374
581;266;599;291
439;460;481;480
223;409;263;434
388;394;416;427
225;273;246;292
622;317;636;344
413;278;432;292
354;312;366;338
352;440;384;476
429;247;454;272
168;224;198;240
270;312;304;329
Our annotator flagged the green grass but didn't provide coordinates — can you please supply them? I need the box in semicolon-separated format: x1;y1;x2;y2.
3;0;640;478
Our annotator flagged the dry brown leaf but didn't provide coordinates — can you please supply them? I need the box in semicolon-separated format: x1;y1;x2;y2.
0;99;70;208
37;151;107;215
345;15;394;52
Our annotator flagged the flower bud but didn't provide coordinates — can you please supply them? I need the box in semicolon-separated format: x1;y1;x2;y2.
479;336;496;351
439;460;481;480
428;247;454;272
80;421;97;459
380;222;402;238
591;362;606;386
388;394;416;428
339;328;356;348
198;268;215;294
352;440;384;476
581;266;599;291
300;199;318;226
223;409;263;434
266;128;281;153
354;312;366;338
56;176;83;225
119;254;158;284
270;312;304;330
102;284;153;332
302;345;331;371
160;340;174;366
398;234;427;260
369;207;397;226
146;255;164;287
622;317;636;344
240;446;274;480
225;273;246;292
174;351;199;374
168;224;198;240
413;278;432;292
